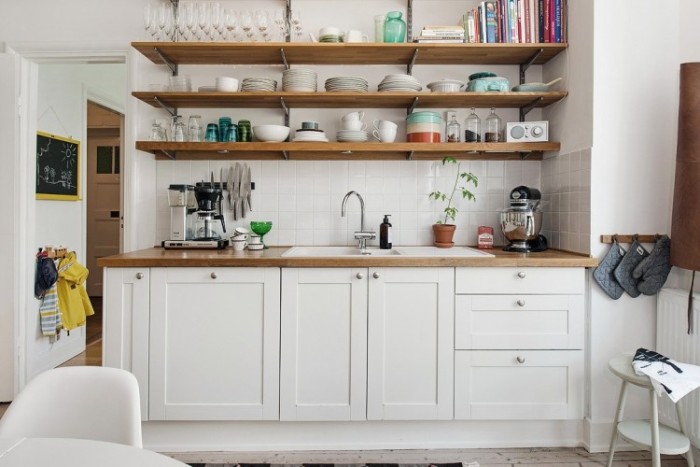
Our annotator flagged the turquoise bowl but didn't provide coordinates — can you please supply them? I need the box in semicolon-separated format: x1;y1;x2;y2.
406;111;442;124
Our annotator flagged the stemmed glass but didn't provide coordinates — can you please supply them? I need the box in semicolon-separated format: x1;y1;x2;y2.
210;2;224;41
158;3;174;42
223;9;239;41
144;4;156;40
290;10;303;41
250;221;273;249
240;10;256;41
255;10;271;42
196;2;210;41
273;10;288;41
184;3;197;42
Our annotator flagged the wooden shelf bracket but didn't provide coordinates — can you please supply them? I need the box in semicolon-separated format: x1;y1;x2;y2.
519;48;544;84
153;47;177;75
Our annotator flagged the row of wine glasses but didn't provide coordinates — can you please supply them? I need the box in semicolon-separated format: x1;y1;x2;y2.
144;1;304;42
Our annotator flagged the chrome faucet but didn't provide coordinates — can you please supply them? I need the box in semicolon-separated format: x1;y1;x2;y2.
341;191;376;252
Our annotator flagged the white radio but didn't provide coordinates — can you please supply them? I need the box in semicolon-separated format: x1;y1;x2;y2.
506;121;549;142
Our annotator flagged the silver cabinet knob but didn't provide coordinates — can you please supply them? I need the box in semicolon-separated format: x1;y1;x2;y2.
517;271;527;279
210;272;218;279
373;272;380;279
356;272;364;279
516;356;525;364
517;299;526;307
136;272;144;280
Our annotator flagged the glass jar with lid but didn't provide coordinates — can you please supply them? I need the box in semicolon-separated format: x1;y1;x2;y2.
149;122;166;141
446;113;461;142
464;108;481;142
171;116;186;142
484;107;503;142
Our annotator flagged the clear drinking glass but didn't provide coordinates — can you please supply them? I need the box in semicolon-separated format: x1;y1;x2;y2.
188;115;202;142
150;123;166;141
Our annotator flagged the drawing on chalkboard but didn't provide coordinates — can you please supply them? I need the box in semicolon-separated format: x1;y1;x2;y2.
36;131;81;200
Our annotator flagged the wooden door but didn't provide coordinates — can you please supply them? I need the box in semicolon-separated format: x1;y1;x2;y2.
280;268;368;421
86;126;121;296
149;267;280;420
367;267;454;420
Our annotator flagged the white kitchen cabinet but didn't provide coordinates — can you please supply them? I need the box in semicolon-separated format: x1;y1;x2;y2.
102;267;150;419
280;267;454;421
280;268;368;421
367;267;454;420
454;267;585;420
149;267;280;421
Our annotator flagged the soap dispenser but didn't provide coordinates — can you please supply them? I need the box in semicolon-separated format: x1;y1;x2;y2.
380;215;393;249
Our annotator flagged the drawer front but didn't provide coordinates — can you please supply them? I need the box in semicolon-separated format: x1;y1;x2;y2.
455;294;584;350
454;350;584;420
455;267;584;294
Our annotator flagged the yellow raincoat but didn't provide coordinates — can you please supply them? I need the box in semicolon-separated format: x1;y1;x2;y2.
56;251;94;330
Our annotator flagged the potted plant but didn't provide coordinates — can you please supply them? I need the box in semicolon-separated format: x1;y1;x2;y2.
428;156;478;247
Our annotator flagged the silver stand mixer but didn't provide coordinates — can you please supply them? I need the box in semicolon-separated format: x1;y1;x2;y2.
500;185;547;252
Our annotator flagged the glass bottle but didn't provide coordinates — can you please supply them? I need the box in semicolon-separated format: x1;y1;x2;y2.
464;108;481;142
484;107;503;142
187;115;202;142
172;116;186;142
446;114;461;143
383;11;406;43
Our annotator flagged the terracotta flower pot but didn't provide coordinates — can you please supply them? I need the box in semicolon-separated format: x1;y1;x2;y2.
432;223;456;248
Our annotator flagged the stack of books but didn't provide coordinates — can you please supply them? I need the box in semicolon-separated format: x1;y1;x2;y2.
413;26;465;43
462;0;567;44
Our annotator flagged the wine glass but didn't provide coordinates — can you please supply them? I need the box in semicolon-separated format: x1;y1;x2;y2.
210;2;223;41
273;9;287;41
240;10;256;41
223;8;239;41
250;221;272;249
255;10;271;42
197;2;210;41
290;10;303;41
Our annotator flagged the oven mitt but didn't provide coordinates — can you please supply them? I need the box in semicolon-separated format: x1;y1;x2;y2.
632;235;672;296
613;239;649;298
592;240;626;299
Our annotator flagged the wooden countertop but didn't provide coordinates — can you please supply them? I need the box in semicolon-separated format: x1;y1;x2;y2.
97;246;598;268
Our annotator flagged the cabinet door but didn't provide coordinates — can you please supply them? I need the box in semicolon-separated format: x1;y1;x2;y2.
102;267;150;420
149;267;280;421
454;350;584;420
367;268;454;420
280;268;367;421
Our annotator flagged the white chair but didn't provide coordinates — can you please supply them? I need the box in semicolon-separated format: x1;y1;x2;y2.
607;354;695;467
0;366;142;447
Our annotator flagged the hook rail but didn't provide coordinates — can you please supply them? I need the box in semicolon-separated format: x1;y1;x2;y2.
600;234;666;244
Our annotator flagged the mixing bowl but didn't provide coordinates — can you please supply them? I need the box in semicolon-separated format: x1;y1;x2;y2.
253;125;290;142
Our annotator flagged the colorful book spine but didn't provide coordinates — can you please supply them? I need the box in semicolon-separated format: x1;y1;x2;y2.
485;2;497;43
554;0;562;42
543;0;550;43
538;0;545;42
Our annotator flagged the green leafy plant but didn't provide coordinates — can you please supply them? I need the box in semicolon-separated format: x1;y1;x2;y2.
428;156;478;224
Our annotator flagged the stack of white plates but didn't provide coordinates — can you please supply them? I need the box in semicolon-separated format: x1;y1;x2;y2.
427;79;465;93
168;75;192;92
336;130;368;142
325;76;369;93
282;68;317;92
319;34;342;42
293;129;329;142
240;77;278;92
378;74;422;92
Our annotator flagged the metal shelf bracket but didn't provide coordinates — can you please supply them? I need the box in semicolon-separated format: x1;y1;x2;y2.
280;97;290;128
408;96;420;114
153;47;178;75
519;48;543;84
161;149;176;160
407;48;419;75
519;97;543;121
282;150;289;160
519;151;533;160
153;97;177;117
407;151;415;160
280;48;290;70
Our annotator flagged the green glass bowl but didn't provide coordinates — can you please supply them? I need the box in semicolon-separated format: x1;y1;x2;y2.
250;221;272;236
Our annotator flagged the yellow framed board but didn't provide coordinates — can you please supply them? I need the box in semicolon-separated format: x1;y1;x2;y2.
36;131;81;201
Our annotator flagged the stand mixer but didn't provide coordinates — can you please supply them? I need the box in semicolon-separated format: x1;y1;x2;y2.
500;185;547;252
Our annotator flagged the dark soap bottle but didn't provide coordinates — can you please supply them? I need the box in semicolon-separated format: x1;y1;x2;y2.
380;214;392;249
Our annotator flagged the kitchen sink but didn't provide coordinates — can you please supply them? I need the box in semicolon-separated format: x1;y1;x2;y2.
282;246;401;257
281;246;494;257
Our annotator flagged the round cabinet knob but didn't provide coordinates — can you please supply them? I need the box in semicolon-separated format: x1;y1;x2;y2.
373;272;380;279
516;356;526;364
517;271;527;279
356;272;364;279
517;299;526;307
210;272;218;279
135;272;144;280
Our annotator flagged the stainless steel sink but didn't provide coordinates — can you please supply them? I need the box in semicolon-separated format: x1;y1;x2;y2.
281;246;493;257
282;246;401;257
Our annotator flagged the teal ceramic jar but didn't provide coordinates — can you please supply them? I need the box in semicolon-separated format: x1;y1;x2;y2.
383;11;406;43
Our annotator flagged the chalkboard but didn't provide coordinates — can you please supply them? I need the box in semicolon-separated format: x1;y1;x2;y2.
36;131;81;200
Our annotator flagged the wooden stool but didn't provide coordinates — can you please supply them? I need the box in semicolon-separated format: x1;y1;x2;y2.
607;354;695;467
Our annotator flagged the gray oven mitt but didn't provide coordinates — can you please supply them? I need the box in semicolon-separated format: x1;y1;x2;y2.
613;238;649;298
593;240;626;299
632;235;672;296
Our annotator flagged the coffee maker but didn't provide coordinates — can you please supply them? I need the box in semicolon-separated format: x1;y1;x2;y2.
500;185;548;252
166;184;196;241
162;182;228;249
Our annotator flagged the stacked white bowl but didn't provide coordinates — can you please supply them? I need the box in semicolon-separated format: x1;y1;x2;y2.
215;76;239;92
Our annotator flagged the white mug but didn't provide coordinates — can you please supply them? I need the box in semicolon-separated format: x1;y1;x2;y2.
373;127;397;143
249;235;262;245
231;239;248;251
373;119;398;131
232;233;248;241
345;30;368;43
342;120;367;131
342;111;365;122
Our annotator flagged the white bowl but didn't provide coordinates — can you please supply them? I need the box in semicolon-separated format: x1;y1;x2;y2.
253;125;290;142
247;243;264;251
215;76;239;92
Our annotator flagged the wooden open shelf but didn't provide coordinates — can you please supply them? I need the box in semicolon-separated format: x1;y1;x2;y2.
132;42;567;67
133;91;567;110
136;141;558;161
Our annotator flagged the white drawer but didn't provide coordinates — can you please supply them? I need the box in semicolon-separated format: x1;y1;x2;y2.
455;294;584;350
454;350;584;420
455;267;584;294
